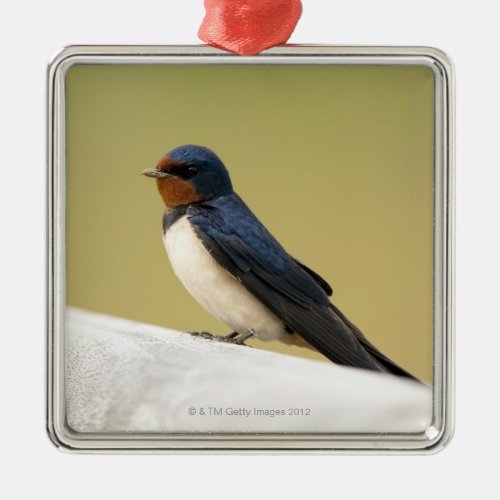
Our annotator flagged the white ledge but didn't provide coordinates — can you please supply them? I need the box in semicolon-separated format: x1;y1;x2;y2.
66;307;431;433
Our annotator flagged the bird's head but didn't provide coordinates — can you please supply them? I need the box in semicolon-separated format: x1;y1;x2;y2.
141;145;233;208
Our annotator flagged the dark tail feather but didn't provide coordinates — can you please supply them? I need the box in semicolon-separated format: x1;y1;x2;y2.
330;304;423;384
358;337;422;383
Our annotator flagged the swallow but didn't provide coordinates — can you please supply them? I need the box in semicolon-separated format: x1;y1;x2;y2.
142;144;419;381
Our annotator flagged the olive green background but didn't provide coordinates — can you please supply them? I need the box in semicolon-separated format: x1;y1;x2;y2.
66;64;434;382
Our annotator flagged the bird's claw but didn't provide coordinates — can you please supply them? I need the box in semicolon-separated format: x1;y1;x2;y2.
188;331;220;341
188;330;254;346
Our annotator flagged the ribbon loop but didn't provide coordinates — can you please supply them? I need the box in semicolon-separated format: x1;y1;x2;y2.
198;0;303;56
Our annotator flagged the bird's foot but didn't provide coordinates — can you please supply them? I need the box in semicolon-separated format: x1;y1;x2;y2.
231;329;255;345
222;331;240;340
188;331;221;341
188;330;254;346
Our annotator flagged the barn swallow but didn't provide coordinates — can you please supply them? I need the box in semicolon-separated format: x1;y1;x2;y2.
142;144;419;381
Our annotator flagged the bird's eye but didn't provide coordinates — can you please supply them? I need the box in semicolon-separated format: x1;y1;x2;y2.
169;164;199;179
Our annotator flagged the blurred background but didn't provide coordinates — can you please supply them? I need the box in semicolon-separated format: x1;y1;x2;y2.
66;63;434;382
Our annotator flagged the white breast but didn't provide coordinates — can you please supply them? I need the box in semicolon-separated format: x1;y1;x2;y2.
164;216;286;342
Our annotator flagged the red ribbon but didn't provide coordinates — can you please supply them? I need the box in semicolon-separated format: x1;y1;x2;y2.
198;0;303;56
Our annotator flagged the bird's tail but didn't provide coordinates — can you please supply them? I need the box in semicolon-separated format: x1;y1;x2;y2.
330;304;423;384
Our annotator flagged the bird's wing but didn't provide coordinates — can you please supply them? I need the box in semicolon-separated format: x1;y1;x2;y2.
187;196;387;372
292;258;333;296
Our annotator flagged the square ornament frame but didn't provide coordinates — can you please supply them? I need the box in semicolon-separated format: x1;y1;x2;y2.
47;45;454;453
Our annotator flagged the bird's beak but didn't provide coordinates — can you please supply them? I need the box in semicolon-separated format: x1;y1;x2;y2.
141;168;172;179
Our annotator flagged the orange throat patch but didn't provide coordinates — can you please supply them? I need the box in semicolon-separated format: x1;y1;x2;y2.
156;177;201;208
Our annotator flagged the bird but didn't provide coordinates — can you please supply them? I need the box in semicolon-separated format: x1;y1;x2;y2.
142;144;419;382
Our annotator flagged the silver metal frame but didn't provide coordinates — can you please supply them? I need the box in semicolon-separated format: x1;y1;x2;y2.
47;45;454;453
